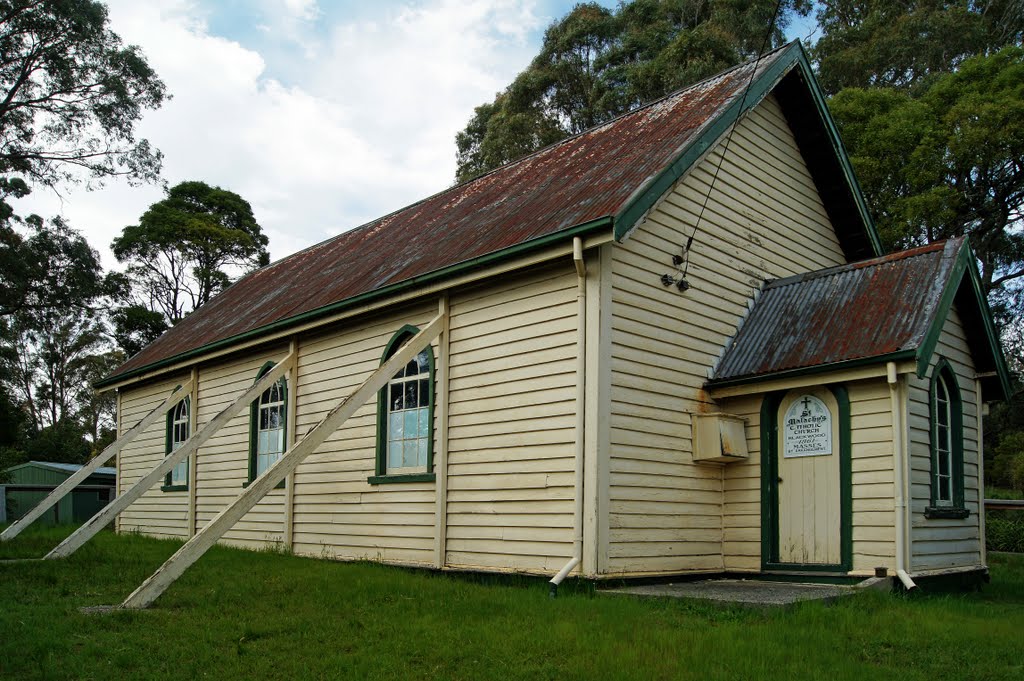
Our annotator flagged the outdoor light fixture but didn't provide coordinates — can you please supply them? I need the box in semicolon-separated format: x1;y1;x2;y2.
660;243;691;292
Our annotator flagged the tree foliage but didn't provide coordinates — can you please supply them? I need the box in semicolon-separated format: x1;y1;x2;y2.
813;0;1023;95
0;0;166;190
829;47;1024;316
109;303;166;357
0;1;169;473
0;213;112;316
455;0;810;182
1;226;110;432
112;181;269;325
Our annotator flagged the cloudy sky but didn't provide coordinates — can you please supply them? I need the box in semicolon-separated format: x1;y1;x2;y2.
20;0;815;271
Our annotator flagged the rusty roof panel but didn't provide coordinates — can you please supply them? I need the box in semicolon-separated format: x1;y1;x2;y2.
107;47;792;382
712;239;962;382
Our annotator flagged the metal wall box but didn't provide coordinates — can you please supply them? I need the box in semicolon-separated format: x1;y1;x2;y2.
692;413;749;464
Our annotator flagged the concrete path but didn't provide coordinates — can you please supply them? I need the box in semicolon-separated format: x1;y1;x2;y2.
602;578;856;606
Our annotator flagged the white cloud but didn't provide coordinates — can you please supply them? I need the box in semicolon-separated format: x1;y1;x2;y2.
283;0;319;22
20;0;543;271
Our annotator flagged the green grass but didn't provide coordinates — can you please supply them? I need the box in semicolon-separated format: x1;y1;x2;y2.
985;486;1023;500
983;489;1024;552
2;528;1023;681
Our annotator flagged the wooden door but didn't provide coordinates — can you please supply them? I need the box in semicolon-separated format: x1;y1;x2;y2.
775;388;841;566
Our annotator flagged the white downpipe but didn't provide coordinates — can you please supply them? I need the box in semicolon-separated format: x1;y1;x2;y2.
896;569;916;590
549;557;580;591
975;377;986;568
888;362;917;591
551;237;586;597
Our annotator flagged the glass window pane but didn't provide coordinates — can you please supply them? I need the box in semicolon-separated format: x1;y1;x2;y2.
171;461;186;485
390;412;403;440
405;411;419;439
406;359;418;377
276;428;285;454
405;381;417;409
418;407;430;435
258;431;268;455
416;351;429;374
418;379;429;407
939;452;950;476
390;383;403;411
417;437;428;467
268;407;281;430
403;440;418;467
389;441;403;468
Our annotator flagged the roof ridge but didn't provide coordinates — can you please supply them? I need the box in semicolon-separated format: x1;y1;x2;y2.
452;42;794;187
765;239;953;290
247;44;796;277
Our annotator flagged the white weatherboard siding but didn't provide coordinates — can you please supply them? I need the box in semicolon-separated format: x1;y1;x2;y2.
719;380;897;574
607;94;846;575
115;262;579;573
848;379;897;572
445;264;578;573
290;304;437;566
907;307;982;571
193;347;290;549
720;393;762;572
117;374;191;539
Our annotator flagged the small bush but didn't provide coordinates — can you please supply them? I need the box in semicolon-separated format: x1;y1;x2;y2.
991;432;1024;493
987;511;1024;553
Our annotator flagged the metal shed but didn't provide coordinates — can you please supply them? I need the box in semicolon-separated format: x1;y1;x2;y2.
1;461;116;526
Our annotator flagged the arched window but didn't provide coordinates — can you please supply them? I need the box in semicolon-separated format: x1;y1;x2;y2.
928;359;967;517
249;364;287;482
163;396;190;491
372;326;435;483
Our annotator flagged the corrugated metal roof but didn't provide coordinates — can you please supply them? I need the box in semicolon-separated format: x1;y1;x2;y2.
26;461;117;477
712;239;962;383
105;46;795;384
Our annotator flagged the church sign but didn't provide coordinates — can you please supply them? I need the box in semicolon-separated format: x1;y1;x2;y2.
782;395;832;458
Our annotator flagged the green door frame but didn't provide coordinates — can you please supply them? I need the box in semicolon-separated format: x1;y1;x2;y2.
760;384;853;572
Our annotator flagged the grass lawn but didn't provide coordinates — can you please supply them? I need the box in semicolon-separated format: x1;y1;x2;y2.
1;527;1022;680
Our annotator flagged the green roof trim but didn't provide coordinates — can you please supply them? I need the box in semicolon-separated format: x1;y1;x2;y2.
710;239;1011;401
613;42;882;257
95;216;613;389
914;241;1012;399
709;349;917;391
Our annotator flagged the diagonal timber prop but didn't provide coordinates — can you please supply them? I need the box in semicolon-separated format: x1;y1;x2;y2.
46;352;295;560
120;316;443;609
1;380;194;543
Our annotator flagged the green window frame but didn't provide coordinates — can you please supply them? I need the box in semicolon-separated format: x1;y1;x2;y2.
927;359;969;519
369;325;436;485
162;395;190;492
248;362;288;486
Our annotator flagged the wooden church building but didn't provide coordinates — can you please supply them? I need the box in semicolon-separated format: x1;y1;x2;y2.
94;42;1010;591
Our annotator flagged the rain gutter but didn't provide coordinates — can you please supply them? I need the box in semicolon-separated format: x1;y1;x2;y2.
96;216;614;390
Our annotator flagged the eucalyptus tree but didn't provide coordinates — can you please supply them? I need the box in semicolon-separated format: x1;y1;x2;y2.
455;0;810;182
112;181;270;326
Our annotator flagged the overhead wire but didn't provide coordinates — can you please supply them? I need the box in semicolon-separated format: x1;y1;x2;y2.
680;0;787;280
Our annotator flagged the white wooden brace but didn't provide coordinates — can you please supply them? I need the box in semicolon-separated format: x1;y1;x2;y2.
120;316;443;609
0;380;194;542
46;354;293;559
